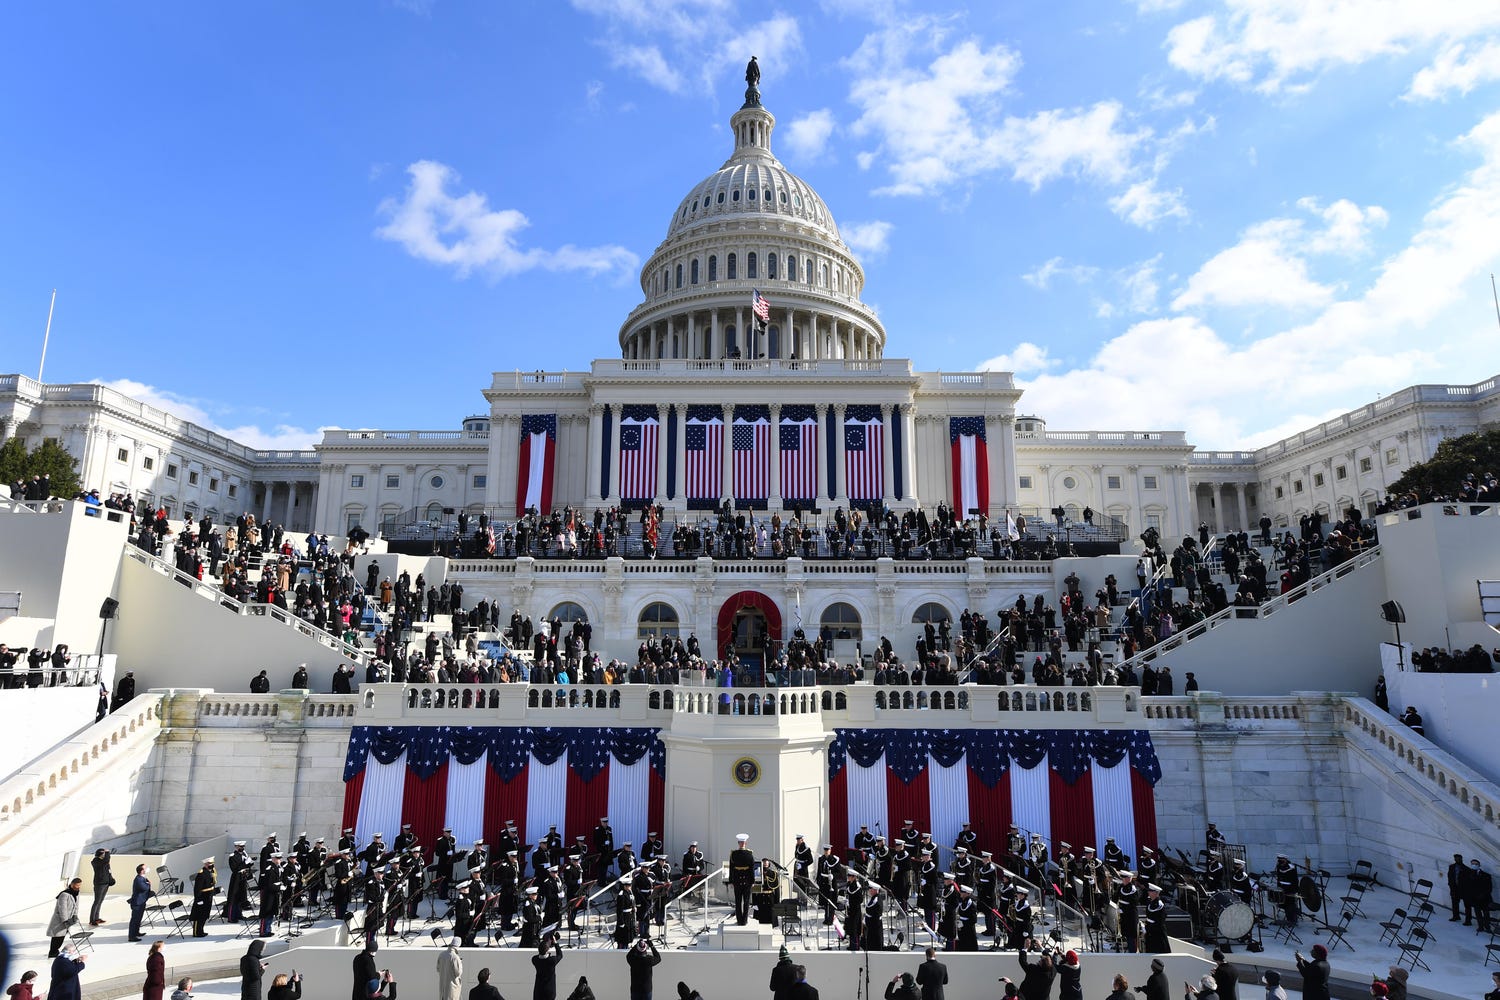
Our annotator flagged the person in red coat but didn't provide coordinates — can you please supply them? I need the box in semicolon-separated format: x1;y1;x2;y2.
144;941;167;1000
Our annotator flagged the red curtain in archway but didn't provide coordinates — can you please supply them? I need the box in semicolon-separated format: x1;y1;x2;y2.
715;590;783;658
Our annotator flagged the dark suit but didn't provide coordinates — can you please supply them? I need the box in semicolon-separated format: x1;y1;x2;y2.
915;958;948;1000
729;847;755;925
770;960;799;1000
787;984;820;1000
351;949;378;1000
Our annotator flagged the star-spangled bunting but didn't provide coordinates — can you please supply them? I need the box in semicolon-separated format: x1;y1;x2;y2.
826;728;1162;788
521;413;557;440
343;726;668;784
949;415;986;443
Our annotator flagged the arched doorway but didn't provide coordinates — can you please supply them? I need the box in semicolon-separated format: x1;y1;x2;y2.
716;591;783;674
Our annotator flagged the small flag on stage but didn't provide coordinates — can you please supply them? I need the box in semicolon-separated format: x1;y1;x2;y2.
752;289;771;325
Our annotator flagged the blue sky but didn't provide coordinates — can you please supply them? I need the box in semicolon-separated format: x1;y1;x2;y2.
3;1;1500;450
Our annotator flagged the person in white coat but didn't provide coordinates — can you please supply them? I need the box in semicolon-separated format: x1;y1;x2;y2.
437;941;463;1000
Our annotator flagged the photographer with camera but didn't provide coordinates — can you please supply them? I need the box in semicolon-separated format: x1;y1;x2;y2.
627;936;661;1000
533;931;564;1000
267;971;303;1000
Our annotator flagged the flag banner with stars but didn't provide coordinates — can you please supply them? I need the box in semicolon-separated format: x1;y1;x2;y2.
684;406;724;507
949;416;990;516
842;405;884;508
618;413;659;503
732;405;770;507
826;728;1160;870
342;725;667;859
778;405;819;503
517;413;558;514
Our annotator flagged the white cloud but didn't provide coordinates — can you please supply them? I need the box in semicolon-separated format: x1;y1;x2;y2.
841;220;894;258
1406;40;1500;101
1162;2;1500;94
1022;256;1098;290
1171;196;1386;311
93;379;327;452
1110;179;1189;228
784;109;837;161
571;1;802;97
1135;0;1188;11
978;341;1057;375
1115;255;1164;315
375;161;638;280
996;102;1147;190
987;109;1500;448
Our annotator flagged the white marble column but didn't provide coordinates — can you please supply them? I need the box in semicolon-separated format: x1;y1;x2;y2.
1235;483;1249;533
607;404;622;501
903;405;920;508
989;415;1009;518
722;404;735;503
710;309;720;360
833;403;848;505
586;404;604;502
674;405;688;507
814;403;828;504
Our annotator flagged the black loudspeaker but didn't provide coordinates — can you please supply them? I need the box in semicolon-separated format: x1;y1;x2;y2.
1381;600;1406;624
99;597;119;620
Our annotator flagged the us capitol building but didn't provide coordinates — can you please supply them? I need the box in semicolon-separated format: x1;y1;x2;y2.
3;77;1497;550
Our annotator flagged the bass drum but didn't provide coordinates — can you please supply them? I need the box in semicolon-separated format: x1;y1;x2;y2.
1203;889;1254;940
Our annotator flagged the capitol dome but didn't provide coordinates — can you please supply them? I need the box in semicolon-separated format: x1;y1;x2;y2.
618;77;886;364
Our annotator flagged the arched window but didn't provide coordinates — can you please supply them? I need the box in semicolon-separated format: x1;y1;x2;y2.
691;259;699;284
675;264;683;289
787;256;797;282
748;253;758;279
767;254;777;279
728;253;737;279
820;602;862;641
767;324;780;359
638;602;680;639
708;255;717;281
425;501;445;521
822;263;829;287
911;602;952;625
549;602;588;625
805;258;813;284
724;325;736;355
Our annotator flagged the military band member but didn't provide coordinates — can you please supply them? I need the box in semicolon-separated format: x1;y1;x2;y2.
642;831;665;863
592;817;615;882
651;856;671;925
1007;887;1032;950
955;821;979;857
1274;854;1300;925
873;836;893;889
401;850;422;920
1205;822;1226;854
953;847;975;888
899;819;920;852
543;824;563;855
432;829;457;892
1054;842;1076;906
452;878;476;946
892;842;914;904
306;837;329;907
864;883;884;951
853;824;876;855
466;872;488;942
331;850;353;920
955;885;979;951
816;844;841;926
563;852;586;931
1230;858;1253;906
1117;870;1141;953
383;863;405;935
393;824;415;855
541;865;567;934
845;870;865;950
729;834;756;926
190;858;217;937
1204;852;1226;892
1142;883;1169;952
519;885;541;947
1137;846;1159;886
338;827;357;855
1006;826;1026;868
498;822;520;866
615;842;637;881
495;851;520;930
977;851;1000;937
792;835;815;898
362;866;386;948
939;873;959;946
1103;837;1126;870
359;833;385;874
293;832;313;868
259;854;285;937
225;841;251;922
613;883;636;947
682;841;706;886
918;852;939;930
469;840;489;878
1027;834;1049;886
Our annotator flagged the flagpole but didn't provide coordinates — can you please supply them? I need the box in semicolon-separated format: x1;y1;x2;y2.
37;288;57;382
1491;273;1500;333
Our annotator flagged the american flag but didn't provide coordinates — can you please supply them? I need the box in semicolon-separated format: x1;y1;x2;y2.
844;410;884;502
733;416;770;503
619;418;658;500
684;416;723;502
780;414;818;502
752;289;771;325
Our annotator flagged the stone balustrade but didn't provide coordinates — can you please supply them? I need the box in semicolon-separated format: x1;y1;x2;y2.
0;693;163;831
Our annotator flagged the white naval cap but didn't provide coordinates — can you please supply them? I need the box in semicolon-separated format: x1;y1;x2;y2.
737;834;749;842
1148;883;1162;892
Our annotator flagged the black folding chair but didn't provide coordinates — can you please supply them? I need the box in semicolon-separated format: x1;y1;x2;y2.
166;900;192;939
1378;907;1409;946
157;865;185;896
1347;860;1375;889
1324;909;1356;953
1397;925;1432;972
1484;928;1500;968
66;922;94;954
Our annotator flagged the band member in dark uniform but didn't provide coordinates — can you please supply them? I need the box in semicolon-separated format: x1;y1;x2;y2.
1117;870;1141;953
844;871;864;950
955;886;979;951
593;817;615;882
642;832;664;863
1137;846;1159;887
1230;859;1253;906
260;835;279;875
519;886;541;948
360;834;386;874
853;825;875;856
225;842;251;922
393;824;415;855
1007;887;1032;950
496;851;520;930
1274;855;1300;925
1103;837;1126;870
682;841;706;888
362;866;386;948
864;883;884;950
651;856;671;926
615;842;637;880
338;827;356;855
307;838;330;908
939;874;959;947
190;858;217;937
452;878;475;946
1205;852;1226;891
976;851;1000;937
729;834;756;926
613;883;636;948
952;847;975;888
563;852;585;931
331;850;353;920
872;836;891;889
955;822;979;857
918;851;939;931
892;842;914;904
433;829;457;895
792;835;814;898
816;844;841;926
1142;884;1169;952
